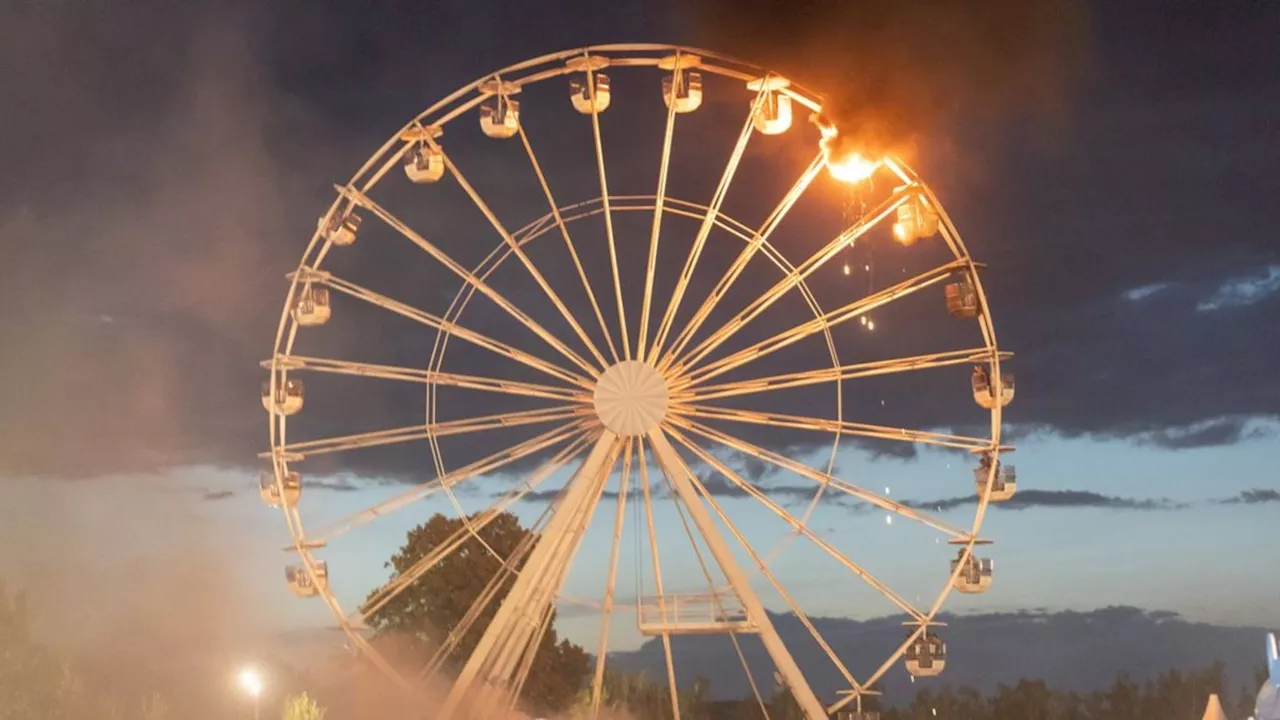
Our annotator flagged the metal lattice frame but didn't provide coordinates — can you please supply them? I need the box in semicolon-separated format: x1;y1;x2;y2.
264;43;1012;720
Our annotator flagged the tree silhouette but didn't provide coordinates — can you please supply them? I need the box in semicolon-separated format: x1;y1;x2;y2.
366;511;590;717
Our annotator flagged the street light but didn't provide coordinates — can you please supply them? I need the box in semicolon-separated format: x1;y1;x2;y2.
237;666;264;720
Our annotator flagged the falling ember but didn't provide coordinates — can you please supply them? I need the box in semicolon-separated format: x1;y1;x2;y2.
843;263;851;275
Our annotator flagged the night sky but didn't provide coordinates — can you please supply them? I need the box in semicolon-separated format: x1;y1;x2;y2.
0;0;1277;668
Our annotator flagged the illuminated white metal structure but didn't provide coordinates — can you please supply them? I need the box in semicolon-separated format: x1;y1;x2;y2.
263;44;1016;719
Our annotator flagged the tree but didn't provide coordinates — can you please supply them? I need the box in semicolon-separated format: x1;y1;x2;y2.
282;692;328;720
367;512;590;717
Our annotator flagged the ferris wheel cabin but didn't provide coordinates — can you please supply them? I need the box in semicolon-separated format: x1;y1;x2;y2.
261;378;305;416
945;275;980;318
568;55;612;114
291;286;331;327
747;76;794;135
259;470;301;509
320;210;362;247
892;193;939;244
974;450;1017;502
479;80;521;139
971;364;1015;409
951;548;994;594
285;562;328;598
660;54;704;113
904;632;947;677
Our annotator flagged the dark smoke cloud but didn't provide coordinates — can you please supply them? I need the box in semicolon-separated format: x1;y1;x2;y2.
688;0;1091;158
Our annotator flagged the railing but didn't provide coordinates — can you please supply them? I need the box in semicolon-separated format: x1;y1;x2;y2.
636;592;757;636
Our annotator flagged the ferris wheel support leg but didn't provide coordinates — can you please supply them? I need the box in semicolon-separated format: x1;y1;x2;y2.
438;432;619;720
646;429;827;720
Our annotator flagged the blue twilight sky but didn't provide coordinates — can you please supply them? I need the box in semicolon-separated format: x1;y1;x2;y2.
0;0;1277;666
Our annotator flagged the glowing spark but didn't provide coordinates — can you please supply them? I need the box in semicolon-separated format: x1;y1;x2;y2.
868;319;876;331
885;515;893;525
843;263;851;275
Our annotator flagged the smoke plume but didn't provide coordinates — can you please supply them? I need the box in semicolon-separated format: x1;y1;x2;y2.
689;0;1091;160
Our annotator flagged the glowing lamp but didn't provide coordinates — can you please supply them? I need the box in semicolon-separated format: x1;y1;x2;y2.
237;667;263;698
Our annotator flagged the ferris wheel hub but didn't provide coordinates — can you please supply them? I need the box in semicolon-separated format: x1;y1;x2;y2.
592;360;670;437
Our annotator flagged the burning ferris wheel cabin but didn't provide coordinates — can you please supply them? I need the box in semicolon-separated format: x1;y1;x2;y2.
261;44;1017;720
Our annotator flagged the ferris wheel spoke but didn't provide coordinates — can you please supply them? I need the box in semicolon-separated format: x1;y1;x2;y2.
646;427;828;718
360;433;593;623
267;355;590;403
440;434;624;716
337;186;601;378
269;406;589;460
644;437;769;719
681;347;1009;402
635;59;682;362
517;126;621;364
305;420;590;545
681;450;872;693
672;183;918;374
670;417;973;540
633;440;685;720
672;404;994;454
584;60;631;361
667;425;927;623
589;438;634;716
833;628;932;715
646;81;771;365
680;259;967;386
299;269;591;389
657;152;825;374
413;131;611;372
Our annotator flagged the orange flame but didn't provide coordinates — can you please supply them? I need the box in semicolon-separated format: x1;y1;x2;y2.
814;111;881;184
826;152;879;184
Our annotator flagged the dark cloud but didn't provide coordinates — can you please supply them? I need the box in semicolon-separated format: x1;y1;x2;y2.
901;490;1189;513
2;1;1277;486
732;453;779;483
1134;416;1252;451
307;477;364;493
1216;488;1280;505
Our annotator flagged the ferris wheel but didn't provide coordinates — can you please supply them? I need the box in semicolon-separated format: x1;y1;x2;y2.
261;43;1017;720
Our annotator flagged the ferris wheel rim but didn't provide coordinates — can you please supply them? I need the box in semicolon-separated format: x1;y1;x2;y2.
263;44;1011;715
